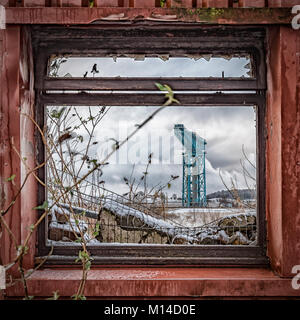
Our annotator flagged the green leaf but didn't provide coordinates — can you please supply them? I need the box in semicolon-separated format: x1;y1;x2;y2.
163;84;173;93
79;211;86;217
33;201;48;210
90;159;98;167
156;83;180;106
46;291;60;300
92;222;100;237
6;174;16;182
155;82;166;91
89;0;94;8
160;0;166;7
50;107;65;119
85;260;92;271
17;245;29;255
163;96;180;107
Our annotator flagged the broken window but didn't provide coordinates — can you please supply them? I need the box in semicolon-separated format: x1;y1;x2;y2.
33;26;267;265
48;55;253;78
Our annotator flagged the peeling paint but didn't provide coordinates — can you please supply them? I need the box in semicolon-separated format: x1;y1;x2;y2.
3;7;294;25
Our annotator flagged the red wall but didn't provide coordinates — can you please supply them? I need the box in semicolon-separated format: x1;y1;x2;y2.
1;0;300;7
266;26;300;277
0;4;299;298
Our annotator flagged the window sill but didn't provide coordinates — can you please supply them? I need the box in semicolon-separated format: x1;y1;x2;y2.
5;267;300;298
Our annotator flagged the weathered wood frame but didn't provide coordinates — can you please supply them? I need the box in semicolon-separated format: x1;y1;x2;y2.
33;24;267;266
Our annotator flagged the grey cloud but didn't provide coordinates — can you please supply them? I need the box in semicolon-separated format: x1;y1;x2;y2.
55;57;250;78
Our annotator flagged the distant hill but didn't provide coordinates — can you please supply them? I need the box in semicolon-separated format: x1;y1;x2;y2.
207;189;256;200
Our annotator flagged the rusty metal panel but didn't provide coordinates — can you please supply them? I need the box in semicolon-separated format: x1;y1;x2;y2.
43;78;263;91
33;25;266;92
40;92;264;106
4;7;294;25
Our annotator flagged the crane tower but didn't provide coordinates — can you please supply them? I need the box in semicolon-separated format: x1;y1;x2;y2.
174;124;207;207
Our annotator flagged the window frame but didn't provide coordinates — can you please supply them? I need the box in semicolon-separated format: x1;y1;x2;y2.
33;24;268;266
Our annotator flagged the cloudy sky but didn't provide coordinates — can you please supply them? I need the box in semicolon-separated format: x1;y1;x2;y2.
50;55;252;78
93;105;256;196
48;56;256;198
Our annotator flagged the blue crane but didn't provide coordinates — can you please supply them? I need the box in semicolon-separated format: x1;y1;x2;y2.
174;124;207;207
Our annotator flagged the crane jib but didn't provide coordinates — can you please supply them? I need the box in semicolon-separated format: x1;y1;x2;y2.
174;124;207;208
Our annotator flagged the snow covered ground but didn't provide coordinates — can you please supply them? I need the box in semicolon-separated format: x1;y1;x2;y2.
166;207;255;228
47;197;256;245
